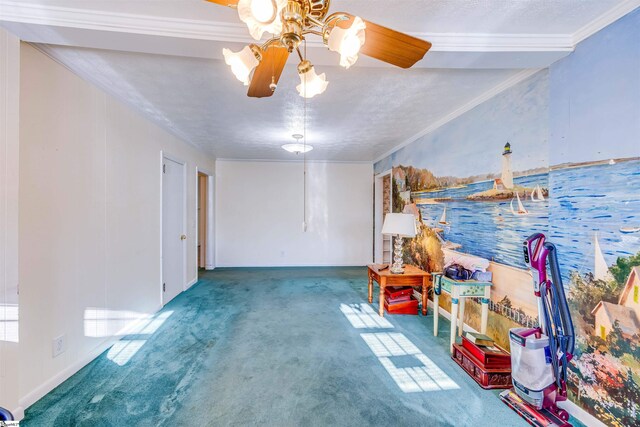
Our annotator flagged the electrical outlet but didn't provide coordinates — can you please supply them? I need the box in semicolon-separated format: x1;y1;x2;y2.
52;334;66;358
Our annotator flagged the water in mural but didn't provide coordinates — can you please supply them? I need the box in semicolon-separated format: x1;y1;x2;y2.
414;160;640;281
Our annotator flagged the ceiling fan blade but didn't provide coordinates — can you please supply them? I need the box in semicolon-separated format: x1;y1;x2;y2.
247;45;289;98
204;0;239;6
337;13;431;69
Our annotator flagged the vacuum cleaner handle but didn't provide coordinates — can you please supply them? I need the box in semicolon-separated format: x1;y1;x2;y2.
544;242;575;355
524;233;548;295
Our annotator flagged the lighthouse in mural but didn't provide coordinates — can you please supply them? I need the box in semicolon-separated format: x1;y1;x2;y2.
501;142;514;189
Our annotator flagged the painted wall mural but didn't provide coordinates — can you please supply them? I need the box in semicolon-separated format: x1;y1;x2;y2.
374;10;640;426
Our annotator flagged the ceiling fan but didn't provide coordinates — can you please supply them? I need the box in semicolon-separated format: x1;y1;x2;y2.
205;0;432;98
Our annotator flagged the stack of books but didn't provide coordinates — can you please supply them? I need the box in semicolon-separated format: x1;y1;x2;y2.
451;332;512;389
383;286;418;315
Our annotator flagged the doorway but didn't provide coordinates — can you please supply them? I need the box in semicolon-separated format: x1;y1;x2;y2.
374;170;393;264
162;155;186;305
197;168;215;276
198;172;207;269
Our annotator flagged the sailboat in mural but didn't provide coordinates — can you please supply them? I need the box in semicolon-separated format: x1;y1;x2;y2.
510;192;529;215
620;226;640;234
438;206;450;226
594;233;613;281
530;185;545;202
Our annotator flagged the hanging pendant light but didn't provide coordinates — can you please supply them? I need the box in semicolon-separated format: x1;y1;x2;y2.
282;134;313;154
327;16;366;69
222;45;261;85
296;60;328;99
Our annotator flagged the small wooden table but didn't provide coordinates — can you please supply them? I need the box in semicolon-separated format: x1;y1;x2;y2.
367;265;431;317
431;273;492;353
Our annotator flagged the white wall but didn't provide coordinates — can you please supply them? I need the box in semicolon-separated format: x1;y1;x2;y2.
216;160;373;267
17;43;215;412
0;29;20;417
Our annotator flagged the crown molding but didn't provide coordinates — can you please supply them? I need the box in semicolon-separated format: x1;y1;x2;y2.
0;1;573;52
572;0;640;44
372;68;542;164
0;1;249;43
216;158;373;164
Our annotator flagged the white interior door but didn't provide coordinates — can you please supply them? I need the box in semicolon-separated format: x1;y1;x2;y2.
162;156;186;305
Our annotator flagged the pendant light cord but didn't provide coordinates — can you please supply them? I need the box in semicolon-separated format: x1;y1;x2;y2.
303;38;308;232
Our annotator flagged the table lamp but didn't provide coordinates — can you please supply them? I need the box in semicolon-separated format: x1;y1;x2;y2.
381;213;417;274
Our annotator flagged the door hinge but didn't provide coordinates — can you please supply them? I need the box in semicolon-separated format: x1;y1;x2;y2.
163;164;166;174
163;283;166;292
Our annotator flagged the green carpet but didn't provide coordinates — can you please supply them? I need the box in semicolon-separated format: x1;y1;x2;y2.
23;267;528;426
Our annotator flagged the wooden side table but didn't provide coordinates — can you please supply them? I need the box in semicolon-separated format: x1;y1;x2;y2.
367;265;431;317
431;273;492;353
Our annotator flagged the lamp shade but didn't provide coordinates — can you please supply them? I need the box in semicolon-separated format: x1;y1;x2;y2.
327;16;366;69
223;46;260;86
296;60;328;98
237;0;286;40
282;143;313;154
381;213;417;238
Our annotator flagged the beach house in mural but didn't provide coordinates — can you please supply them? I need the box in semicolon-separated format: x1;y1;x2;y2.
494;142;513;190
592;267;640;339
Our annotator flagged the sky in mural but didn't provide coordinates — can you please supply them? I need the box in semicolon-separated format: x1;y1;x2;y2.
375;70;549;177
550;8;640;166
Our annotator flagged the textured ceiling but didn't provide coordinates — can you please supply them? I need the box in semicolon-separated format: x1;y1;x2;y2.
38;44;521;161
21;0;626;34
12;0;637;161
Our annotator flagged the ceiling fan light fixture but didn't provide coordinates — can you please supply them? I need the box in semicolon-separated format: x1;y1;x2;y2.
327;16;366;69
237;0;287;40
296;60;328;99
282;143;313;154
222;45;261;85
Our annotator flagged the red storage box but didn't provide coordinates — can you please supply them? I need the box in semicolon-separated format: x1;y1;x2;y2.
384;286;414;299
384;296;419;315
461;336;511;369
452;343;512;389
385;294;412;304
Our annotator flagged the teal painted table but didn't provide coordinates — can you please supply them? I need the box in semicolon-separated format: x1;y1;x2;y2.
431;273;492;353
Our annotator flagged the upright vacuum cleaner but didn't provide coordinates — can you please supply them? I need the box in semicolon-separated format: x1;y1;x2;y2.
500;233;575;427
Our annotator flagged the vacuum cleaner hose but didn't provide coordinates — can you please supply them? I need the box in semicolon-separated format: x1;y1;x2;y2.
545;242;575;354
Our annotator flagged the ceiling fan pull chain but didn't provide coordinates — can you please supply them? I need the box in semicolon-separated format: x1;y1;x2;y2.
303;38;308;232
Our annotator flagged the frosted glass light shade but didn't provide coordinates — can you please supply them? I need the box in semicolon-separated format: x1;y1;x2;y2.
237;0;287;40
282;143;313;154
222;46;260;86
381;213;417;238
327;16;366;69
296;62;328;98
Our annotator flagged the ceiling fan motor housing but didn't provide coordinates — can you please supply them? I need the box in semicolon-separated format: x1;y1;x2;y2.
280;1;304;52
306;0;331;21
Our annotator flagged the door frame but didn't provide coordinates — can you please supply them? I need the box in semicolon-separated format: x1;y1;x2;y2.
374;169;393;264
160;151;188;306
196;167;215;273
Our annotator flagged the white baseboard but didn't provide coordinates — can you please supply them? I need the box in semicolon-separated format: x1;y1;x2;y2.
18;303;165;414
558;400;606;427
204;264;215;270
10;406;24;422
186;277;197;289
19;335;120;411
